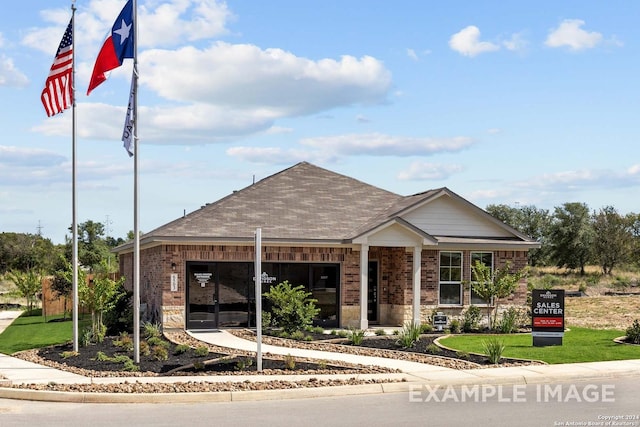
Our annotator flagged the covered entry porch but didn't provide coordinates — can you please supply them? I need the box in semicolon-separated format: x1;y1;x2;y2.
349;218;438;329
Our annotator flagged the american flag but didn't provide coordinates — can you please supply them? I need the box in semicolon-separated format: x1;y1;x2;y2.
41;19;73;117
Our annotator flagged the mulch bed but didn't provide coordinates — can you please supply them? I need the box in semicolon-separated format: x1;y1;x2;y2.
20;333;393;377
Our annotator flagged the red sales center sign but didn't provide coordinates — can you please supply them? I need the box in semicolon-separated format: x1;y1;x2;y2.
531;289;565;346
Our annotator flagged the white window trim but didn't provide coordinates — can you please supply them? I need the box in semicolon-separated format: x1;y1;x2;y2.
438;251;463;306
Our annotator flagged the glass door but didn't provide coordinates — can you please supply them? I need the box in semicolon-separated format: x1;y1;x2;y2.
186;262;218;330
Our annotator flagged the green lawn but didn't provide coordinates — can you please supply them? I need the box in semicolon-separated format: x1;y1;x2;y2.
439;327;640;364
0;310;91;355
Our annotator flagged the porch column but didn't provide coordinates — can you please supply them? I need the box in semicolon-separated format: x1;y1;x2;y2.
412;245;422;325
359;244;369;330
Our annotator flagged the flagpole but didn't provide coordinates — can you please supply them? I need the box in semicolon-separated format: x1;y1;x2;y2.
71;0;79;353
132;0;140;364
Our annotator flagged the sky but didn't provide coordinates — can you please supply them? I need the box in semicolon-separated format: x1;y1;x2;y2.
1;0;639;244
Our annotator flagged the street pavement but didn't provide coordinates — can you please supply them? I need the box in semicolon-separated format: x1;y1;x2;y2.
1;310;639;403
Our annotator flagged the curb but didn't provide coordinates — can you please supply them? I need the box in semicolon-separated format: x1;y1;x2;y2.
2;366;639;404
0;382;406;404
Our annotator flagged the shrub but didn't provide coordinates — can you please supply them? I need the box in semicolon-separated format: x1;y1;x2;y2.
347;328;366;345
290;330;306;341
173;344;190;355
263;281;320;335
140;340;150;356
60;351;78;359
95;351;110;362
122;359;139;372
80;327;93;347
449;319;461;334
103;286;133;336
235;358;253;371
142;321;162;339
336;330;349;338
114;332;134;352
308;326;324;334
194;345;209;357
426;343;441;354
396;322;421;348
283;354;296;370
482;337;505;364
625;319;640;344
374;328;386;336
146;336;169;348
499;307;519;334
151;345;168;361
462;305;482;332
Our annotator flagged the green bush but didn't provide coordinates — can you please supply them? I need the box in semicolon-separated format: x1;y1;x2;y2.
146;336;169;348
347;328;366;345
173;344;190;355
426;343;441;354
151;345;168;361
449;319;461;334
462;305;482;332
499;307;520;334
290;330;306;341
263;281;320;335
142;321;162;339
625;319;640;344
374;328;386;336
114;332;134;352
396;322;421;348
194;345;209;357
482;337;505;364
283;354;296;370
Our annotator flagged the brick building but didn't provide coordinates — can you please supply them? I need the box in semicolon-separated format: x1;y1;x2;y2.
114;162;539;330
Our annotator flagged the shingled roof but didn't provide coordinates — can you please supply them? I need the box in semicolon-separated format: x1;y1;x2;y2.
139;162;404;243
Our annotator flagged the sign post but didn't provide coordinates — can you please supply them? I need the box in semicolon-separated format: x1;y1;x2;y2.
531;289;565;346
254;228;262;371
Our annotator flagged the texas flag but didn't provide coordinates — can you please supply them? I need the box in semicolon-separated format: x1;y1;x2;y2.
87;0;134;95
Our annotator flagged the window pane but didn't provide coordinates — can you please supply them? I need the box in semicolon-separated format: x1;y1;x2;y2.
439;284;461;305
450;266;461;282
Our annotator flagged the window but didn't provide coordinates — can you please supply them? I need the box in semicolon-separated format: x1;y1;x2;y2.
470;252;494;305
439;252;462;305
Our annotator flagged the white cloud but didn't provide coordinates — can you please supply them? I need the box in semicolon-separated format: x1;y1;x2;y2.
502;32;528;52
406;48;418;61
299;133;474;157
449;26;499;57
397;162;464;181
0;55;29;87
141;42;392;115
545;19;602;51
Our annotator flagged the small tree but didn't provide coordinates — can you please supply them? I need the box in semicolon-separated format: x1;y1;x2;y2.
79;262;125;342
6;269;42;314
263;281;320;334
469;261;525;330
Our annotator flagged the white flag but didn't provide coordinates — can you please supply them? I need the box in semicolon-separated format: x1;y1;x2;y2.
122;70;135;157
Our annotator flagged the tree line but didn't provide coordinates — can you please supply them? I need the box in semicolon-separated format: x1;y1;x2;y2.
486;202;640;275
2;202;639;279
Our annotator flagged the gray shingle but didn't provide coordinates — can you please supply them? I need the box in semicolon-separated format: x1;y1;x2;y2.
142;162;403;242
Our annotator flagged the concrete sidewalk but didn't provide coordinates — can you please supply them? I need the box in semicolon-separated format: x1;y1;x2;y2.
1;310;640;403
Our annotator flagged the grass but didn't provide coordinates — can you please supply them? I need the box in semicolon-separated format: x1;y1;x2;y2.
0;309;91;355
439;327;640;364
